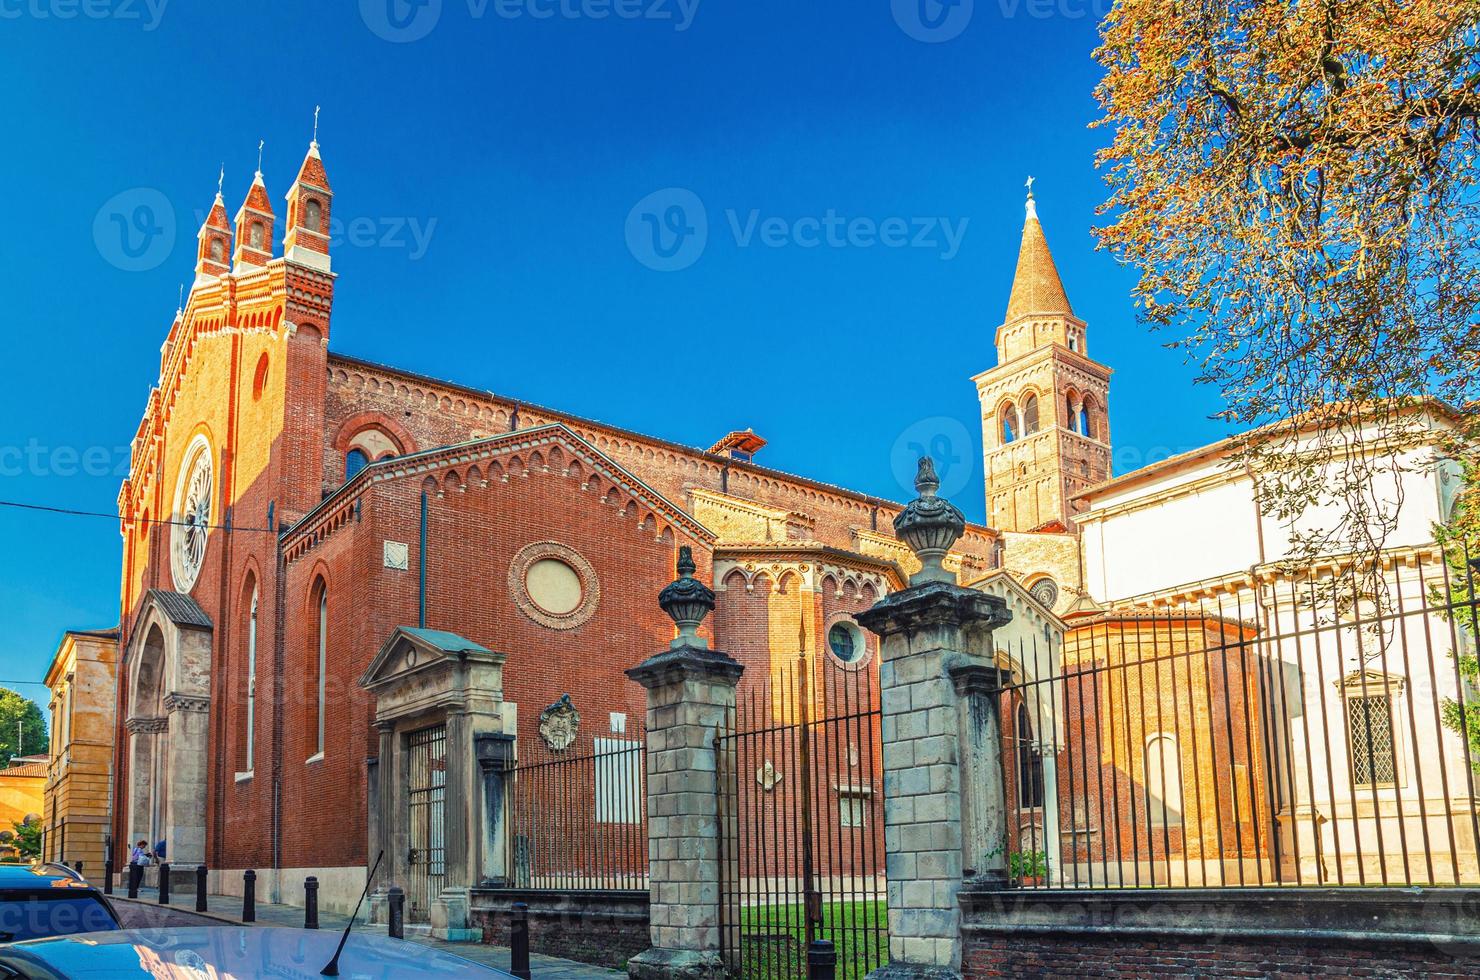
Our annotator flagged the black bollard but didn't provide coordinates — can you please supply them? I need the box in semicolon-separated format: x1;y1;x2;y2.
103;838;113;895
807;940;837;980
74;861;83;875
510;902;531;980
387;886;405;940
304;876;319;929
242;869;257;923
157;863;171;905
196;864;209;912
127;862;141;898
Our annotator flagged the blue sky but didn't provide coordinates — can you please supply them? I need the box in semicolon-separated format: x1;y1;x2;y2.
0;0;1231;703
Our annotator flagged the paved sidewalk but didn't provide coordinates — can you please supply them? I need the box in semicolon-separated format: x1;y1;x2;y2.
117;887;621;980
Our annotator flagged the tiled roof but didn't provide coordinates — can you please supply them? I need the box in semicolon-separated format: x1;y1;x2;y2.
2;761;46;779
1005;212;1073;322
145;590;212;629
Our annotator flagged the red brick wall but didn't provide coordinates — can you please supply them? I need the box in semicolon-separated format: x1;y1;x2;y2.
963;934;1476;979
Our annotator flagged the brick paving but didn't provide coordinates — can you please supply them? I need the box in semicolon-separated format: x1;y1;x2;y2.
115;888;622;980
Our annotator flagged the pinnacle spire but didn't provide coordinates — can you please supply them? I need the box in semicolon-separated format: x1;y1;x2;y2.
1004;184;1072;323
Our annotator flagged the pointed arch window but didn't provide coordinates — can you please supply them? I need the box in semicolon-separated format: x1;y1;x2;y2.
209;238;224;262
305;199;323;233
1022;394;1040;435
1016;702;1045;809
250;222;265;250
244;587;258;773
310;584;327;761
1001;402;1018;445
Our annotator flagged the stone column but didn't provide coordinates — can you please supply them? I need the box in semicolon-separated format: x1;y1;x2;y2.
368;722;395;925
162;693;211;866
948;664;1012;887
625;548;743;980
855;458;1011;980
475;733;516;886
432;707;481;940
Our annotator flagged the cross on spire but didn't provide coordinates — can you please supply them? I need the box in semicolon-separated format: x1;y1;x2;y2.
216;164;224;198
1025;175;1036;199
256;139;265;177
312;105;321;148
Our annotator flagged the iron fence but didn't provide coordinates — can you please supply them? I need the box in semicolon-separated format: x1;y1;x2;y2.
999;544;1480;889
502;728;648;891
716;656;887;980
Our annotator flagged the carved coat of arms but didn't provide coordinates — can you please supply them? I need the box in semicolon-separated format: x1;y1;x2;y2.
539;694;580;752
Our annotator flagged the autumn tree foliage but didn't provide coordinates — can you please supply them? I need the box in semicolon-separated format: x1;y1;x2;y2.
1093;0;1480;565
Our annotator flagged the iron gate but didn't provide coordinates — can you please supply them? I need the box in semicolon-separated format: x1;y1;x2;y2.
406;724;448;923
716;654;887;979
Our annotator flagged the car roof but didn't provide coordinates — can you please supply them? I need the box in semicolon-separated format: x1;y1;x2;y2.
0;926;515;978
0;864;92;888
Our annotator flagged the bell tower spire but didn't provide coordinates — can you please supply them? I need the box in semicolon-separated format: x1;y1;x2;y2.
972;183;1112;532
283;109;333;272
194;167;231;284
232;142;276;272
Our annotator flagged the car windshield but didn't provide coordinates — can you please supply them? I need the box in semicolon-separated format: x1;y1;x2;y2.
0;893;118;943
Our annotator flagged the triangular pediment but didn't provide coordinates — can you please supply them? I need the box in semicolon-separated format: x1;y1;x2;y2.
359;627;502;691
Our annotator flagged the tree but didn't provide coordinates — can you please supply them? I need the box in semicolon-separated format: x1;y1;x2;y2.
1093;0;1480;571
1433;461;1480;768
12;820;41;861
0;689;48;768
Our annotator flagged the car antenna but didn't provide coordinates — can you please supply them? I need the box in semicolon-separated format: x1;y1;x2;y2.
321;849;383;976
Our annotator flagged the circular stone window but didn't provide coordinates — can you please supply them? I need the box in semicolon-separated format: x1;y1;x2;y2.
827;620;868;667
509;541;600;630
170;434;214;594
1029;577;1060;610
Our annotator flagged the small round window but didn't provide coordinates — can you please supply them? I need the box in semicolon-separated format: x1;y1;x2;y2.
828;621;866;665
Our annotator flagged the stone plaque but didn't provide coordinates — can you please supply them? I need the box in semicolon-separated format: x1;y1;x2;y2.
384;541;410;571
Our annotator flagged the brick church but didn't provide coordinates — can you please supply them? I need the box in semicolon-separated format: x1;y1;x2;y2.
122;127;1469;935
114;137;1103;924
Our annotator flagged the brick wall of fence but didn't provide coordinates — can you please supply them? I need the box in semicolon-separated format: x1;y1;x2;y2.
959;886;1479;979
469;889;650;971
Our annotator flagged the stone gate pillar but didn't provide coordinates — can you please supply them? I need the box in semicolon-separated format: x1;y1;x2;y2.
626;548;743;980
856;459;1011;980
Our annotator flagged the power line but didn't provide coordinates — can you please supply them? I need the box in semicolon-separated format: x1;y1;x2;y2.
0;500;276;534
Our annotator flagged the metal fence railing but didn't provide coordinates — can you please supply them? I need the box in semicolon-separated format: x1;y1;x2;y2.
502;729;648;892
999;544;1480;889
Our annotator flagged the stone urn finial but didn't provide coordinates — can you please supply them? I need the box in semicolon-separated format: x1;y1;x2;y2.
894;456;966;585
659;545;715;648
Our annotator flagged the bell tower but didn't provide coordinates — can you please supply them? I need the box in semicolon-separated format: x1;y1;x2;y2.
973;184;1112;532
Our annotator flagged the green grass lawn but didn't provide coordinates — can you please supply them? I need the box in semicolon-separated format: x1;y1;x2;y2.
734;900;887;980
